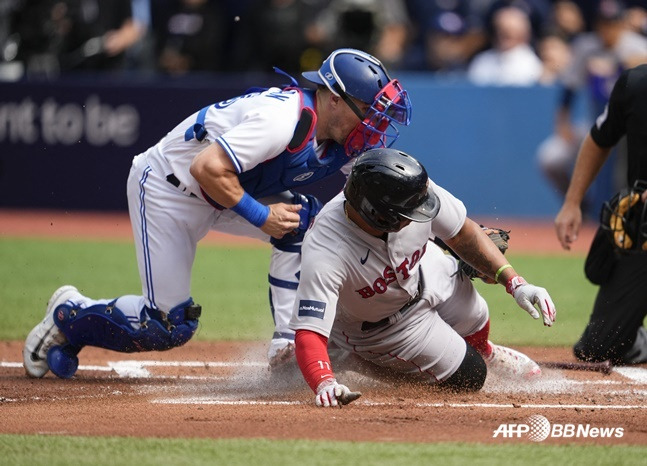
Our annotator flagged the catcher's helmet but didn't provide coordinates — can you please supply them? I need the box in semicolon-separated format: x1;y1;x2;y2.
302;48;411;156
344;148;440;232
600;179;647;251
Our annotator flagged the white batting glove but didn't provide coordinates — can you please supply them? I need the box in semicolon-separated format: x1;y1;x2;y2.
315;379;362;408
505;276;556;327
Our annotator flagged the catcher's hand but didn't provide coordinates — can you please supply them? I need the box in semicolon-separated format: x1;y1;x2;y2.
459;227;510;283
315;379;362;408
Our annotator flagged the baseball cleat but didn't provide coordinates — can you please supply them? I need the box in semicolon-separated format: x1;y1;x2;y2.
268;341;296;371
485;342;541;379
23;285;79;378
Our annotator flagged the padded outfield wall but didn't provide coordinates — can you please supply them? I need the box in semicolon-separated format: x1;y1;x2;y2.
0;73;596;218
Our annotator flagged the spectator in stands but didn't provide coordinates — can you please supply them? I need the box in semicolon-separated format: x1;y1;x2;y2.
307;0;410;70
156;0;227;75
625;1;647;36
482;0;553;46
55;0;144;72
549;0;586;42
3;0;67;79
536;0;647;216
230;0;327;74
537;31;572;85
399;0;488;73
467;6;543;86
124;0;156;74
3;0;146;77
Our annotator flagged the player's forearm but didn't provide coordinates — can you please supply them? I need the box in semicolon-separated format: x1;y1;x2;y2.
294;329;334;392
563;134;611;207
445;219;508;281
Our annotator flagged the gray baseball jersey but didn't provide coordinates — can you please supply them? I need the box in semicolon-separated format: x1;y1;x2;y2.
289;182;489;381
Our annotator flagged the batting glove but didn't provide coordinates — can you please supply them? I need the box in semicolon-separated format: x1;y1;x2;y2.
315;379;362;408
506;276;556;327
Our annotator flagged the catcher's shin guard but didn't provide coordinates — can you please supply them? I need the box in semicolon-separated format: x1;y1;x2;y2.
52;298;201;355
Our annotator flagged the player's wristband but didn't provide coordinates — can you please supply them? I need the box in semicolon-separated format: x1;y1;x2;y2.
505;275;527;295
494;264;513;283
231;192;270;227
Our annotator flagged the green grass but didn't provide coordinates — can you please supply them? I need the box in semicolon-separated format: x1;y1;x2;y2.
0;237;273;341
475;254;598;346
1;435;645;466
1;237;599;345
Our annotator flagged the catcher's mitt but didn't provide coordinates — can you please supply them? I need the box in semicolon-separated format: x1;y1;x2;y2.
600;180;647;252
458;227;510;282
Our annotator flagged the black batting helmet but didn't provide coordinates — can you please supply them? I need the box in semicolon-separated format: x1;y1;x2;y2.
344;148;440;232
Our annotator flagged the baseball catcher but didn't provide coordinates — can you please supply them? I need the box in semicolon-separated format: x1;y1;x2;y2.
23;48;413;380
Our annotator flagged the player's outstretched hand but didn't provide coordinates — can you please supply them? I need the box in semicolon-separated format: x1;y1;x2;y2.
315;379;362;408
505;276;556;327
262;203;302;239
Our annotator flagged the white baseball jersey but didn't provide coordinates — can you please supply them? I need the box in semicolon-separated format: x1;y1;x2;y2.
289;184;489;381
142;87;327;195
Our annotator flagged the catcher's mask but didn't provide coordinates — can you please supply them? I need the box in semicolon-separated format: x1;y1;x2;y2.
302;48;411;156
600;179;647;251
344;148;440;232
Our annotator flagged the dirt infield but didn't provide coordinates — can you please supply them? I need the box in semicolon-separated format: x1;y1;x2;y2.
1;209;645;445
1;341;646;444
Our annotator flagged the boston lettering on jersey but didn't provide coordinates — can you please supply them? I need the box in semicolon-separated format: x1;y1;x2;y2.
355;243;427;298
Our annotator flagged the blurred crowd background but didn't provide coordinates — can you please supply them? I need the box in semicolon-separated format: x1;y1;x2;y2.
0;0;646;84
2;0;647;217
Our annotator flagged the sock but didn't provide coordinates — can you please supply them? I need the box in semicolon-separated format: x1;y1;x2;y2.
464;320;492;358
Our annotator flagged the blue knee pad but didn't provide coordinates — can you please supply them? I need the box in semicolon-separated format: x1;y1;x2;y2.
53;298;201;354
271;192;322;252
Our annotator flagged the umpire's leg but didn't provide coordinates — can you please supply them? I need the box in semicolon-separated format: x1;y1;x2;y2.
574;253;647;364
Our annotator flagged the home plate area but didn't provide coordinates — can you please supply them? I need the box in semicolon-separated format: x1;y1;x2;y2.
1;341;646;444
3;342;646;408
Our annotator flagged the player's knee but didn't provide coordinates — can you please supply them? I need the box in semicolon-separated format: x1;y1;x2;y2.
439;343;487;392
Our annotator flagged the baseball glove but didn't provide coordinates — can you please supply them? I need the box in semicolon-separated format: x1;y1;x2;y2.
458;227;510;282
600;180;647;252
